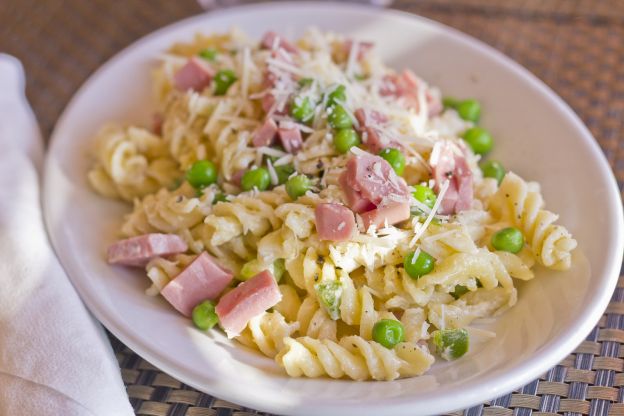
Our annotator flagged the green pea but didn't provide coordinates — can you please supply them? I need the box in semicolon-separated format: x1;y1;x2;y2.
214;69;237;96
432;328;469;360
333;128;360;154
291;96;315;123
372;319;405;349
379;148;406;176
192;300;219;330
412;185;437;209
327;105;352;129
286;174;311;200
314;280;343;320
404;250;435;279
491;227;524;253
274;163;295;185
198;47;217;62
462;127;493;155
451;285;469;299
298;77;314;87
186;160;218;189
241;167;270;191
212;193;227;204
480;160;505;185
456;99;481;123
326;84;346;107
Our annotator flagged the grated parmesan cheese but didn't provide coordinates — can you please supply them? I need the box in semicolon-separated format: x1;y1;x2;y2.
266;158;279;186
409;179;451;247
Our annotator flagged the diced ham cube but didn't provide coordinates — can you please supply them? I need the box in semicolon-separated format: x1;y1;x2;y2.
173;57;215;92
160;252;234;317
430;140;474;215
216;270;281;337
379;69;442;117
278;125;303;154
363;127;403;154
339;171;375;214
359;202;411;231
354;108;400;154
343;153;409;207
315;203;357;242
107;233;188;267
354;108;388;127
260;31;299;55
252;118;278;147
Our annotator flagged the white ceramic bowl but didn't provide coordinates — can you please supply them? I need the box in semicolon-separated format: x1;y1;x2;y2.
43;3;624;415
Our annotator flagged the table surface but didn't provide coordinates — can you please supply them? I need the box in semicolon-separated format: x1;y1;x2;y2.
2;1;624;415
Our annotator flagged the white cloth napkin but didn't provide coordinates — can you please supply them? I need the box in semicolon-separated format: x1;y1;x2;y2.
0;54;134;416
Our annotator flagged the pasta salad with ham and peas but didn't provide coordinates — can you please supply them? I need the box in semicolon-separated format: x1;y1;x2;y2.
88;28;577;381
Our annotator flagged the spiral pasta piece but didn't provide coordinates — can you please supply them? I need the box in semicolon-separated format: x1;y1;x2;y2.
274;284;302;323
419;222;479;261
275;336;434;381
256;201;317;263
285;246;335;295
121;183;216;237
427;286;517;330
87;124;180;201
338;273;394;339
363;265;425;309
295;296;337;341
200;189;286;246
417;248;514;296
236;311;299;358
488;172;577;270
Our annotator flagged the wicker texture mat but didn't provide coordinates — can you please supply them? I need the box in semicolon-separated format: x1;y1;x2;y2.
2;0;623;415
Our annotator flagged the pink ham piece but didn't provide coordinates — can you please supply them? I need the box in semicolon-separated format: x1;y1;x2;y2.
216;270;281;337
173;57;215;92
160;252;234;317
379;69;442;117
277;125;303;154
252;118;278;147
260;31;299;54
355;108;388;126
342;153;409;207
354;108;401;154
338;171;375;214
430;140;474;215
107;233;187;267
359;202;411;231
315;203;357;242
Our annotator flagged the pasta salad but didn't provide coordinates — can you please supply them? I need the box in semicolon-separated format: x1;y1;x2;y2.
88;28;577;381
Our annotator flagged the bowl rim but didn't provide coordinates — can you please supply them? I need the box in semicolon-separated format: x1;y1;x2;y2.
44;2;624;415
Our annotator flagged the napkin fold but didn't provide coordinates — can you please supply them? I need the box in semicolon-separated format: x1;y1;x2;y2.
0;54;134;416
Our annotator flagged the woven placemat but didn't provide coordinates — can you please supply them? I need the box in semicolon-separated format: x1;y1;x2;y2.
2;1;623;415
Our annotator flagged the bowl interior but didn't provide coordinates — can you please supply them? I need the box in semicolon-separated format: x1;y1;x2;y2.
44;3;622;416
